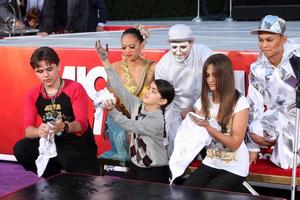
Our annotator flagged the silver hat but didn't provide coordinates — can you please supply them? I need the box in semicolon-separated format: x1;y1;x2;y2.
168;24;194;42
250;15;286;35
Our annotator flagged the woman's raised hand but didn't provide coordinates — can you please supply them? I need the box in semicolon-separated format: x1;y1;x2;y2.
103;99;116;111
95;40;109;64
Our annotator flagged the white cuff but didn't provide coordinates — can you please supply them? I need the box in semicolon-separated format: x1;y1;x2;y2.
247;142;261;152
249;121;264;137
97;23;105;27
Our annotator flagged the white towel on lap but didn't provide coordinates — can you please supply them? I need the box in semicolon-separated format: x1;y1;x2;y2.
35;134;57;177
169;113;212;184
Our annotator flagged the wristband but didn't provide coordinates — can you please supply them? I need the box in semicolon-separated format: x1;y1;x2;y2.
63;122;69;133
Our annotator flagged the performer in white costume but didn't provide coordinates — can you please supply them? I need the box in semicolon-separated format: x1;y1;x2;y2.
247;15;300;169
155;24;212;156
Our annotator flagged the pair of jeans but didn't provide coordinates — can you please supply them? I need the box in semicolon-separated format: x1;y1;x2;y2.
183;163;245;192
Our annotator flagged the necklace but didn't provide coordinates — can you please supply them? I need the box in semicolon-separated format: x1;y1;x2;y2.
120;59;151;96
43;78;63;109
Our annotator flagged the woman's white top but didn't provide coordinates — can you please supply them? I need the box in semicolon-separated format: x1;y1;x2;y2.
194;95;250;177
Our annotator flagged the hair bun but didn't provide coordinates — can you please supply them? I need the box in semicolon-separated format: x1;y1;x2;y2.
134;24;150;42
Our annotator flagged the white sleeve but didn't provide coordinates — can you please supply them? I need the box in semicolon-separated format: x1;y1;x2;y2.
155;65;167;80
247;70;265;137
247;139;261;152
233;96;250;114
193;98;202;111
155;53;169;80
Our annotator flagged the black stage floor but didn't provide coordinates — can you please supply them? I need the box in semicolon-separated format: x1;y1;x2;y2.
0;173;286;200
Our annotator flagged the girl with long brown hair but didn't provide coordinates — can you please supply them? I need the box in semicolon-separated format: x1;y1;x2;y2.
180;53;250;191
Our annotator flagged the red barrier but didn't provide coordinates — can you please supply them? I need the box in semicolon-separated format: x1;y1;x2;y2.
0;46;257;160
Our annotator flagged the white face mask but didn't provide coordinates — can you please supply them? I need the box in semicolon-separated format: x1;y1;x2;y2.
170;41;192;62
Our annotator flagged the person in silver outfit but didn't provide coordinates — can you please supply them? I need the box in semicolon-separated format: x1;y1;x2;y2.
155;24;213;156
247;15;300;169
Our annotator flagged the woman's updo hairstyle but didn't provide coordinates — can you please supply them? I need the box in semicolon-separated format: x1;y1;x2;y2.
121;24;150;43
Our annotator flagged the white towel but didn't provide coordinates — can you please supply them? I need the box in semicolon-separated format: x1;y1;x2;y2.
169;113;212;184
35;132;57;177
93;87;116;134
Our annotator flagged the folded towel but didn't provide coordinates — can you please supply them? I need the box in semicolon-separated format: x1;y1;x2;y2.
93;87;116;108
93;87;116;134
35;128;57;177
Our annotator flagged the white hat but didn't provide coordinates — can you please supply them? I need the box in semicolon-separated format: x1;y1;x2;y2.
250;15;286;35
168;24;194;42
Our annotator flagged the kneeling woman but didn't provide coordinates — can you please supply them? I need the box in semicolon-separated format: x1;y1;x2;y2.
184;53;250;191
96;41;175;183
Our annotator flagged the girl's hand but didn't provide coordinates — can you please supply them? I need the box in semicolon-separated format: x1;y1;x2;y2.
189;113;209;128
95;40;109;62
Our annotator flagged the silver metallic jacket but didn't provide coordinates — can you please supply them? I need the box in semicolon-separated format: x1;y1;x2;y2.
247;41;300;169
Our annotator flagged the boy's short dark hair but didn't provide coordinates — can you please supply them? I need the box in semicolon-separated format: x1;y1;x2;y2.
30;47;60;69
